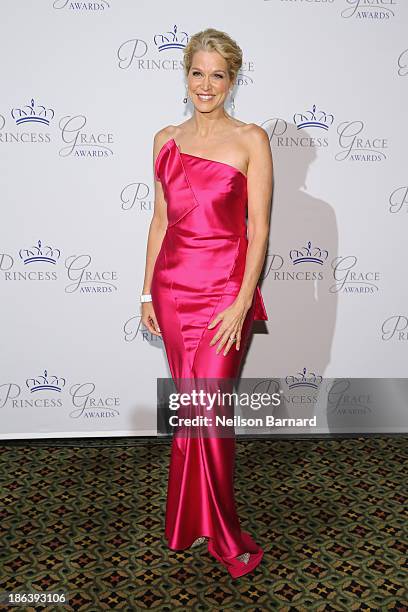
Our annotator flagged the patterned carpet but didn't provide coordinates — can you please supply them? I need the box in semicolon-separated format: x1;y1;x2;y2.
0;436;407;611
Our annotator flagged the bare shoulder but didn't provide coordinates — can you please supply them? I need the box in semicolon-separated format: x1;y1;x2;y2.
242;123;270;150
153;125;178;151
240;123;272;172
154;121;192;149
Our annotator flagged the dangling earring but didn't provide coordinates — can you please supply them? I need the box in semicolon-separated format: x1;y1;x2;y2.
183;87;188;104
230;91;235;110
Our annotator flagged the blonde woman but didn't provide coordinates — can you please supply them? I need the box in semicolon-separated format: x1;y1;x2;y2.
141;28;273;578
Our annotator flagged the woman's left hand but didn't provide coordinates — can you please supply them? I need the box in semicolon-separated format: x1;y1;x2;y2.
207;297;252;355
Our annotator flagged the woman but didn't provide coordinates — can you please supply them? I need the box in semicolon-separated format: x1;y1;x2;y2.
141;28;273;578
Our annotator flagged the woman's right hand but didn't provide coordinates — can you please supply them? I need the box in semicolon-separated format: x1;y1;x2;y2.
141;302;162;337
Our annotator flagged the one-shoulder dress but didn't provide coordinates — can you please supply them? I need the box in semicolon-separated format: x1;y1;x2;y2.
150;137;268;578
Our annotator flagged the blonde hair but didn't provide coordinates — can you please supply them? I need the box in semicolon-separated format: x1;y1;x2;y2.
183;28;242;86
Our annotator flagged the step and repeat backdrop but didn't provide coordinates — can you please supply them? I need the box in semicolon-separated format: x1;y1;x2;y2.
0;0;407;439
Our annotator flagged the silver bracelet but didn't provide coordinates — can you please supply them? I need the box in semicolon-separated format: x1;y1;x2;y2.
140;293;152;303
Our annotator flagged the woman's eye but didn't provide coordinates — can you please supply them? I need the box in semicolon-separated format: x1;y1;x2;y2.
191;71;223;78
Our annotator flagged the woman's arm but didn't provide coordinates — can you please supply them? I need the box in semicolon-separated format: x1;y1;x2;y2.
142;132;168;292
141;132;169;335
235;125;273;310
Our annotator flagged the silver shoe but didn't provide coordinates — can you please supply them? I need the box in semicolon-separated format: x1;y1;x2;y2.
236;552;250;564
191;536;207;548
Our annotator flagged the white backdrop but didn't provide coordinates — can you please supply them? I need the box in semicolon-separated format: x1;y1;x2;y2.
1;0;407;439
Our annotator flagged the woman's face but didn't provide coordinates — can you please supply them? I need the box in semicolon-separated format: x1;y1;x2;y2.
187;50;233;112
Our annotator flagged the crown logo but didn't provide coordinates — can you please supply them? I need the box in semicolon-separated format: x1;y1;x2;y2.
26;369;66;393
293;104;334;131
19;240;61;265
285;367;323;390
290;240;328;265
11;98;55;126
154;24;189;51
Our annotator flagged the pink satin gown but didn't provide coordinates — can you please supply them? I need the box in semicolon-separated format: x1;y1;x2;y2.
150;137;268;578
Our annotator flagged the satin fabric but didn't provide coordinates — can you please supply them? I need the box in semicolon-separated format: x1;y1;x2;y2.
150;137;266;577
